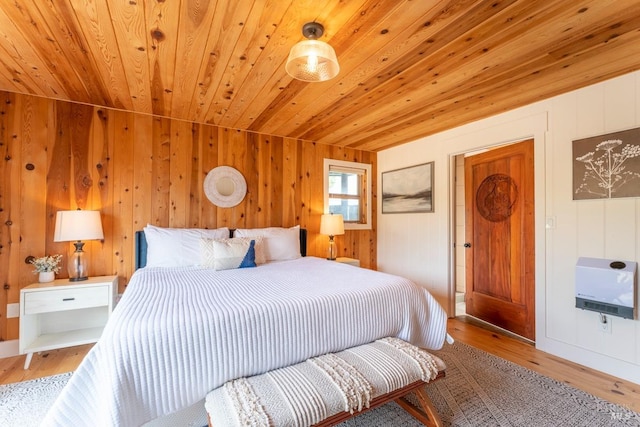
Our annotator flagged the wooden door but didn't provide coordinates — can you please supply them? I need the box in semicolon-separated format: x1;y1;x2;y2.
464;140;535;340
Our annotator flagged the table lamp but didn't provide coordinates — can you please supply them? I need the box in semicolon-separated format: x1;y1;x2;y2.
320;213;344;260
54;210;104;281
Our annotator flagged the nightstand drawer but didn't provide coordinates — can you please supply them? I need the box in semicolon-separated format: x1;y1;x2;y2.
23;286;109;315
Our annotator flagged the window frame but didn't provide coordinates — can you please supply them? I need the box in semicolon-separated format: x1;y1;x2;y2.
323;158;372;230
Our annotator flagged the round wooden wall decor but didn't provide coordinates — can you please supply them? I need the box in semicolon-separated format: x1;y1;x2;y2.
475;173;518;222
204;166;247;208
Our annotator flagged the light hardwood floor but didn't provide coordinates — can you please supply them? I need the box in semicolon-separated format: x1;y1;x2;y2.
1;316;638;414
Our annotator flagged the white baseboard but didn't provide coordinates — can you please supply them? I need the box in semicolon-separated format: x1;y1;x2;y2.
0;339;19;358
537;335;640;386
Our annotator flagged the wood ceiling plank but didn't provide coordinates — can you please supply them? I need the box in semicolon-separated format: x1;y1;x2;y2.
455;33;640;124
146;0;182;117
302;0;639;146
276;0;502;139
31;1;117;107
0;6;67;98
187;0;256;123
380;55;640;152
0;2;92;102
443;0;640;90
245;0;435;134
344;31;640;150
219;0;371;129
353;0;640;151
0;44;42;95
234;0;414;132
0;0;638;151
69;0;133;111
295;0;562;143
167;0;223;120
546;1;640;59
203;0;297;129
281;0;519;142
106;0;152;113
203;0;317;126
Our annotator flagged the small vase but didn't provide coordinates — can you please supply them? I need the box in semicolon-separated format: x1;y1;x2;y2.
38;271;55;283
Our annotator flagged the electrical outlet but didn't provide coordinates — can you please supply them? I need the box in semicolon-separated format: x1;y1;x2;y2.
598;314;612;334
6;303;19;318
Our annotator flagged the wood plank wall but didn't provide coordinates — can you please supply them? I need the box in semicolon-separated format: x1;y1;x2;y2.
0;91;377;342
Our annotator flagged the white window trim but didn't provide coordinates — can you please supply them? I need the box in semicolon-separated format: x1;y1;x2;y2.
323;158;372;230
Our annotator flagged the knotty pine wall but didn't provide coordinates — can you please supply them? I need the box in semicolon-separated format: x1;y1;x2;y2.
0;91;377;341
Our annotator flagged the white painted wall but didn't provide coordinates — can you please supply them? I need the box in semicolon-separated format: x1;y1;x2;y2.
378;70;640;385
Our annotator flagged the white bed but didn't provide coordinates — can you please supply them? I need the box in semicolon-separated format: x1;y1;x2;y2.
42;230;447;427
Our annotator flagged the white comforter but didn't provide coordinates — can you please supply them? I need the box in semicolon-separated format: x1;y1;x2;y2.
42;257;447;427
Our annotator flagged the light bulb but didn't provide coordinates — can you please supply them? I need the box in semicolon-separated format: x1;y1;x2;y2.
307;53;318;73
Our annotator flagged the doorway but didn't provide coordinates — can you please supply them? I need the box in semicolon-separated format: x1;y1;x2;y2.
454;139;535;341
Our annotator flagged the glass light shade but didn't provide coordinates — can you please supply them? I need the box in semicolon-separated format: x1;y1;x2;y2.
54;210;104;281
286;40;340;82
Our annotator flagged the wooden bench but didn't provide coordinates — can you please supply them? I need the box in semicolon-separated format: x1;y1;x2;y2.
206;337;446;427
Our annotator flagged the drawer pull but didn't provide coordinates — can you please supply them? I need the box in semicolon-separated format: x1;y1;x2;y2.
62;297;76;301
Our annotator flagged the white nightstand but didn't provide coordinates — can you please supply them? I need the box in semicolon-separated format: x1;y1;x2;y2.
336;257;360;267
19;275;117;369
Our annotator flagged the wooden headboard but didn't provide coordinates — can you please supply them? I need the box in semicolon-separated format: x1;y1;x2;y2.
135;228;308;270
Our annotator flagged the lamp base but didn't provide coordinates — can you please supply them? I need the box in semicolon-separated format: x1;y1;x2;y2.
68;241;89;282
327;236;337;261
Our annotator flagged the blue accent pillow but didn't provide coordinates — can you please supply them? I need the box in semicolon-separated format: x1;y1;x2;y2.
238;240;256;268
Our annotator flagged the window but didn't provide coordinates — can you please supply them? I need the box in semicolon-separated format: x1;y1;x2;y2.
323;159;372;230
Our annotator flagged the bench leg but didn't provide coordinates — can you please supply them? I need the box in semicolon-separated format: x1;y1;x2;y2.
395;387;443;427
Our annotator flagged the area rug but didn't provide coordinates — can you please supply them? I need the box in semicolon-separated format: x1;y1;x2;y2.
1;342;638;426
0;371;71;426
341;341;640;427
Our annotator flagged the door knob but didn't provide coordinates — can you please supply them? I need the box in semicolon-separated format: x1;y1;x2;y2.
463;243;471;248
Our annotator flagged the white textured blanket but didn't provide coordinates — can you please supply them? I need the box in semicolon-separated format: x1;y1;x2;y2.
42;257;447;427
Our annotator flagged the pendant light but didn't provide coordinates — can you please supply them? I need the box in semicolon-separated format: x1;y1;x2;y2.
286;22;340;82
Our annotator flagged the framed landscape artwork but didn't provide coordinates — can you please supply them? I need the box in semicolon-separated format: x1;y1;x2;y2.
573;127;640;200
382;162;434;213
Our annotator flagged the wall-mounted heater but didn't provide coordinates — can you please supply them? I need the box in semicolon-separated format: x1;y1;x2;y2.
575;257;637;319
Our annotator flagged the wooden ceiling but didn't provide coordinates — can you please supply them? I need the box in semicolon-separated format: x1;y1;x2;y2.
0;1;640;152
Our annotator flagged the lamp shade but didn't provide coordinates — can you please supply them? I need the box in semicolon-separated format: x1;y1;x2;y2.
320;213;344;236
286;40;339;82
54;210;104;242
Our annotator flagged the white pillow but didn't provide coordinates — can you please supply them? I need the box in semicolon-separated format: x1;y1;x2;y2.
234;225;301;261
143;224;230;267
200;238;257;271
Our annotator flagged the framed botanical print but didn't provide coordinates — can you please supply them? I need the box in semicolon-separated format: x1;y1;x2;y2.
573;127;640;200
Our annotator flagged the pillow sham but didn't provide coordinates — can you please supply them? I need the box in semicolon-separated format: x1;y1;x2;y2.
200;238;257;271
233;225;300;261
143;224;230;268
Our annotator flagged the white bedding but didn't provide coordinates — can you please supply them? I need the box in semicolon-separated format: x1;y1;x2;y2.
42;257;447;427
